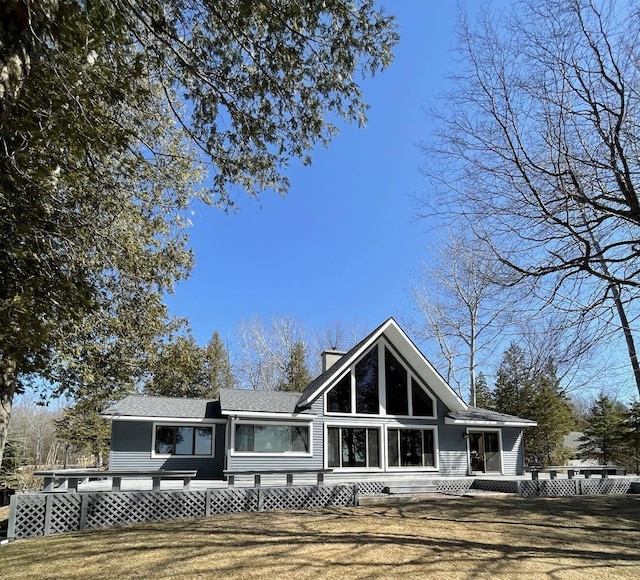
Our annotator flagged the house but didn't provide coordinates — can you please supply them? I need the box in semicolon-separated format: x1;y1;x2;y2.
102;318;536;480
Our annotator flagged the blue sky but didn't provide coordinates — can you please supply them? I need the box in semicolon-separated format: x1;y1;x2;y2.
165;3;461;348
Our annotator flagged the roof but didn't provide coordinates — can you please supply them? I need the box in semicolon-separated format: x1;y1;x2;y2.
296;317;468;412
445;407;537;427
219;388;314;415
101;395;221;419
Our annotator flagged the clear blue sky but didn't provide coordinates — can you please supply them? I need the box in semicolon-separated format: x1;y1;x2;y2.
165;2;462;348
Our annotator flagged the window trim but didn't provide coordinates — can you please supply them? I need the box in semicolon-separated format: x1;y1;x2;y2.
385;425;440;472
323;422;384;472
323;339;438;420
229;418;313;457
151;422;216;459
465;427;504;475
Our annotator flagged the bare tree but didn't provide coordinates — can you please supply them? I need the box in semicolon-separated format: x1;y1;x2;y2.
235;317;310;391
420;0;640;395
411;232;513;403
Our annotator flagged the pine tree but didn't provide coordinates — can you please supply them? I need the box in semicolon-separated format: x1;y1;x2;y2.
54;398;111;468
493;343;534;418
525;378;574;465
204;331;236;396
278;342;311;392
578;395;627;465
474;373;494;409
624;401;640;474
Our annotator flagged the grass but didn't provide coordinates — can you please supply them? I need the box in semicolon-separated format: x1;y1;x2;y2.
1;495;640;579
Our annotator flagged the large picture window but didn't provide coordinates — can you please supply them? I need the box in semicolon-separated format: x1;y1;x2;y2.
327;426;380;468
355;347;379;414
385;347;408;415
387;428;436;468
154;425;213;456
327;373;352;413
234;423;310;454
325;342;436;418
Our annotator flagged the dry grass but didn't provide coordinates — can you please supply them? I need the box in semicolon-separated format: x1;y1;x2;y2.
2;495;640;579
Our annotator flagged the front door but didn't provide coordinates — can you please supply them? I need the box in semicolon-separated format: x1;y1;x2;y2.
469;431;502;473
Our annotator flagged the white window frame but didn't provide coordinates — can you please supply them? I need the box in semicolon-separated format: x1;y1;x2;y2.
323;340;437;420
323;421;384;472
385;425;439;472
229;418;313;457
151;421;217;459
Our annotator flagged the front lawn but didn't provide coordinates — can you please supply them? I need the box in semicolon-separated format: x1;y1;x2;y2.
1;495;639;579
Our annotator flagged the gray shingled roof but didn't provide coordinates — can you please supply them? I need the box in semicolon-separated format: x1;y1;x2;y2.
102;395;221;419
219;388;314;415
447;407;536;425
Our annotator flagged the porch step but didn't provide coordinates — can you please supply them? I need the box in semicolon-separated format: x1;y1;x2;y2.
383;484;438;495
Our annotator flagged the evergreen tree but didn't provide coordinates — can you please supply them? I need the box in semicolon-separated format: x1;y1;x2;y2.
525;378;574;466
493;343;534;418
143;330;236;398
278;342;311;392
0;0;397;468
474;373;494;409
204;331;236;395
578;395;627;465
624;401;640;474
493;344;573;465
54;398;111;468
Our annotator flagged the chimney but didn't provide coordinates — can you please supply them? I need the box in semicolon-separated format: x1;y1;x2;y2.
321;350;347;372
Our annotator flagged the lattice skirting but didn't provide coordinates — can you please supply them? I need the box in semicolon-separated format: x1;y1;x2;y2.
473;479;520;494
8;484;357;540
434;479;475;494
519;478;633;497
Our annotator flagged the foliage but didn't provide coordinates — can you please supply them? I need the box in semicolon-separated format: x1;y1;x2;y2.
0;0;397;467
474;373;493;410
493;343;573;465
625;401;640;474
493;344;535;419
54;398;111;467
578;394;628;466
526;381;574;466
278;341;311;392
143;330;235;398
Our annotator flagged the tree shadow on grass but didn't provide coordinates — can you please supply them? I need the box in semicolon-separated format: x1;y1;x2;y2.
3;496;640;578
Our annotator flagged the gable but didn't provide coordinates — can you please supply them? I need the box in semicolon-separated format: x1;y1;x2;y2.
297;318;467;413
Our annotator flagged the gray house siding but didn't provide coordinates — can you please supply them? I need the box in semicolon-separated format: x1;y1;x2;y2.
109;421;225;479
501;427;524;476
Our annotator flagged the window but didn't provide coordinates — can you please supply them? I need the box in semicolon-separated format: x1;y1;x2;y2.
327;426;380;468
388;428;436;468
411;378;435;417
234;423;310;454
154;425;213;456
355;347;379;414
385;347;408;415
327;373;352;413
325;342;437;418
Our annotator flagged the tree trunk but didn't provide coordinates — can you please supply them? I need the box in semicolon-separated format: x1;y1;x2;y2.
0;357;17;470
581;211;640;397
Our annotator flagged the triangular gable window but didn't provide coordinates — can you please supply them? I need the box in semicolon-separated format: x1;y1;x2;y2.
325;341;437;418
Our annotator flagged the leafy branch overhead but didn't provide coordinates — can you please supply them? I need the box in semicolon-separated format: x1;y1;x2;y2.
0;0;398;468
